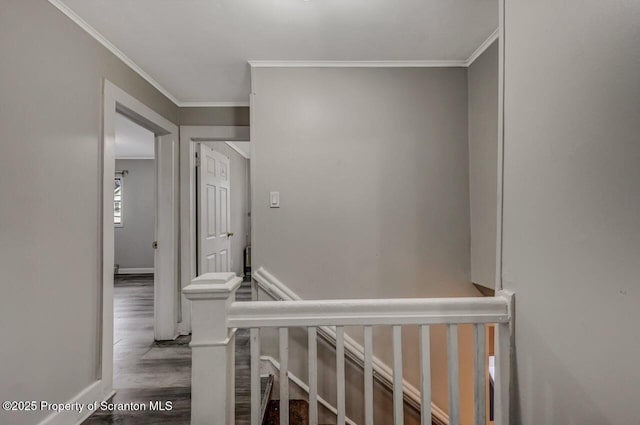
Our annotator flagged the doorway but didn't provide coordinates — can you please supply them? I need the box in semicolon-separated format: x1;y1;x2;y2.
112;112;157;390
196;142;251;276
100;80;179;398
179;126;250;335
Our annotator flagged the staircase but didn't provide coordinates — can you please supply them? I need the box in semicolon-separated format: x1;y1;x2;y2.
184;272;514;425
264;400;311;425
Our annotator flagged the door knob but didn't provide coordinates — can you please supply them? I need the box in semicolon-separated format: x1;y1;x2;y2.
227;232;234;237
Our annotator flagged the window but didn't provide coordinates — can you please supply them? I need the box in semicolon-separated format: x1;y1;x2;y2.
114;176;123;226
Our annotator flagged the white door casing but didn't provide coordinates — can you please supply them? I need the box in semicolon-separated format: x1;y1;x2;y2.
154;133;179;341
101;80;179;401
197;144;232;274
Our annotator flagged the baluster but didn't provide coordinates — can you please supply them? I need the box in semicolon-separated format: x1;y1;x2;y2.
336;326;346;425
308;327;318;425
419;325;432;425
279;327;289;425
447;324;460;425
474;324;487;425
392;326;404;425
250;328;261;425
364;326;374;425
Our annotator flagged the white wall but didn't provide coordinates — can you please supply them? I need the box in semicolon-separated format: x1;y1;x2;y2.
468;41;499;289
0;3;178;425
114;159;155;270
503;1;640;423
203;142;250;276
251;66;482;424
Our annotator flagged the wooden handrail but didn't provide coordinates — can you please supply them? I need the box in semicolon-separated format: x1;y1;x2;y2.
228;296;510;328
183;271;514;425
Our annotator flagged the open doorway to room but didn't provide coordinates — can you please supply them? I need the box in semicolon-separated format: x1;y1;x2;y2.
97;81;180;402
112;112;158;390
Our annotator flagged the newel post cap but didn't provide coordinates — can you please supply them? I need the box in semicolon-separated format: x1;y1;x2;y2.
183;272;243;300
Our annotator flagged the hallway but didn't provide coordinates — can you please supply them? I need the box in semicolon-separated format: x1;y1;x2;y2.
83;275;253;424
83;275;191;424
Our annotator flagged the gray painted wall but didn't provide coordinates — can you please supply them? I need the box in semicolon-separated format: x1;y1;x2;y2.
0;2;178;424
251;67;482;424
202;143;251;276
114;160;155;270
503;1;640;424
179;106;250;126
468;41;499;289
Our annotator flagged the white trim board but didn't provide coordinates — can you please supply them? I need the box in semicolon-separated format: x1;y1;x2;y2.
225;141;250;159
36;380;113;425
260;356;358;425
252;267;449;425
116;267;154;274
101;80;180;398
47;0;178;105
47;0;497;104
248;30;499;70
465;29;499;66
47;0;249;107
495;0;505;291
248;60;468;68
179;101;250;107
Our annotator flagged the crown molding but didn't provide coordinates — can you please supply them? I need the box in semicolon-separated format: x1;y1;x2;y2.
465;28;499;67
49;0;497;104
178;101;250;108
225;141;251;159
249;60;468;68
48;0;251;108
249;29;499;70
48;0;180;105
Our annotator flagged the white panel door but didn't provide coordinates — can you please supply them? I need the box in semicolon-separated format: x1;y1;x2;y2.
197;143;231;274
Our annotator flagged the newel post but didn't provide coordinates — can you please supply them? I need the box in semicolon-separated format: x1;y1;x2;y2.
183;272;243;425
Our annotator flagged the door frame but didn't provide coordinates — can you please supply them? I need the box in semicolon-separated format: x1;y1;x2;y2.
495;0;506;291
100;80;180;394
179;125;250;335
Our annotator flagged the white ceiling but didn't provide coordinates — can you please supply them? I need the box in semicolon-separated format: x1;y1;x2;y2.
57;0;497;105
115;113;155;159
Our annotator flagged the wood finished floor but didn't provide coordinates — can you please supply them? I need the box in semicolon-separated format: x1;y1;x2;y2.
83;274;254;425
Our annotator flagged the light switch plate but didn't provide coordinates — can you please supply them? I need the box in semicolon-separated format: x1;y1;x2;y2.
270;191;280;208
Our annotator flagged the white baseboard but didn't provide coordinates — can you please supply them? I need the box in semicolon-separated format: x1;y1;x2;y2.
116;267;154;274
37;380;113;425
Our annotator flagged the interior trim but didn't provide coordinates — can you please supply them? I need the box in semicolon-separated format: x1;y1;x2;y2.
248;60;468;68
36;380;113;425
465;29;499;66
225;141;251;159
179;101;251;107
47;0;499;105
48;0;180;105
116;267;155;274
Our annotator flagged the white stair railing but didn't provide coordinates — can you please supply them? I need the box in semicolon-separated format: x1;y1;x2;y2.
183;273;514;425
